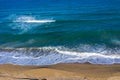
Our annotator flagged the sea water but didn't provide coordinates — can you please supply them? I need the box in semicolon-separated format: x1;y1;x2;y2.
0;0;120;65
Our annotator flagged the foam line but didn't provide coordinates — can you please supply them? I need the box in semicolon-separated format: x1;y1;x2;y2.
0;47;120;65
14;16;56;23
15;20;56;23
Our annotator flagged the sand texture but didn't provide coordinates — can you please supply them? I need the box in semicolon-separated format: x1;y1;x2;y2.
0;63;120;80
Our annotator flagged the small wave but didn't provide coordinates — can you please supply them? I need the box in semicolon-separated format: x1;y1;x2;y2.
16;20;56;23
14;16;56;23
111;39;120;46
0;47;120;65
7;15;55;34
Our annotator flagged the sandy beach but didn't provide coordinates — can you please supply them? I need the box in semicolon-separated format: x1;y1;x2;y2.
0;0;120;80
0;63;120;80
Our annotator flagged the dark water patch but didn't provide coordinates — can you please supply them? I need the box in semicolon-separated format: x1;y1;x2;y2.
0;30;120;48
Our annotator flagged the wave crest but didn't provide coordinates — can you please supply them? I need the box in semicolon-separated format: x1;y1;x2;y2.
14;16;56;23
6;15;56;34
0;47;120;65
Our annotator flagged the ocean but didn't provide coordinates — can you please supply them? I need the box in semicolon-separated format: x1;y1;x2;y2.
0;0;120;65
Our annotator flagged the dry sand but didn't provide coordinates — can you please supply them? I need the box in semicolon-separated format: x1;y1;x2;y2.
0;63;120;80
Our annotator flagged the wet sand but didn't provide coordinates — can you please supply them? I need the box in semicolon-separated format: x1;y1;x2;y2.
0;63;120;80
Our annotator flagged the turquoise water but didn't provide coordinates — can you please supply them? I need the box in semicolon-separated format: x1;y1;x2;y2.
0;0;120;65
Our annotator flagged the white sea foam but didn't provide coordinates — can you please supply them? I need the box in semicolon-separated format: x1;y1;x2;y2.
16;20;56;23
0;47;120;65
14;16;55;23
8;15;55;34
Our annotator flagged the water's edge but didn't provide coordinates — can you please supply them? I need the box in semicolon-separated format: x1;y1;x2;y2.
0;47;120;66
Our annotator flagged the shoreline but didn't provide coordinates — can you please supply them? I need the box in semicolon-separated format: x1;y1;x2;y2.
0;63;120;80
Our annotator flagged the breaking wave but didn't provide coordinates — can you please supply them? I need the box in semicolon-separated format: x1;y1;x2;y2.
6;15;56;34
0;47;120;65
14;16;56;23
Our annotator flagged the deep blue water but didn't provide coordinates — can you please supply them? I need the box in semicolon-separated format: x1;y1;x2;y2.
0;0;120;65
